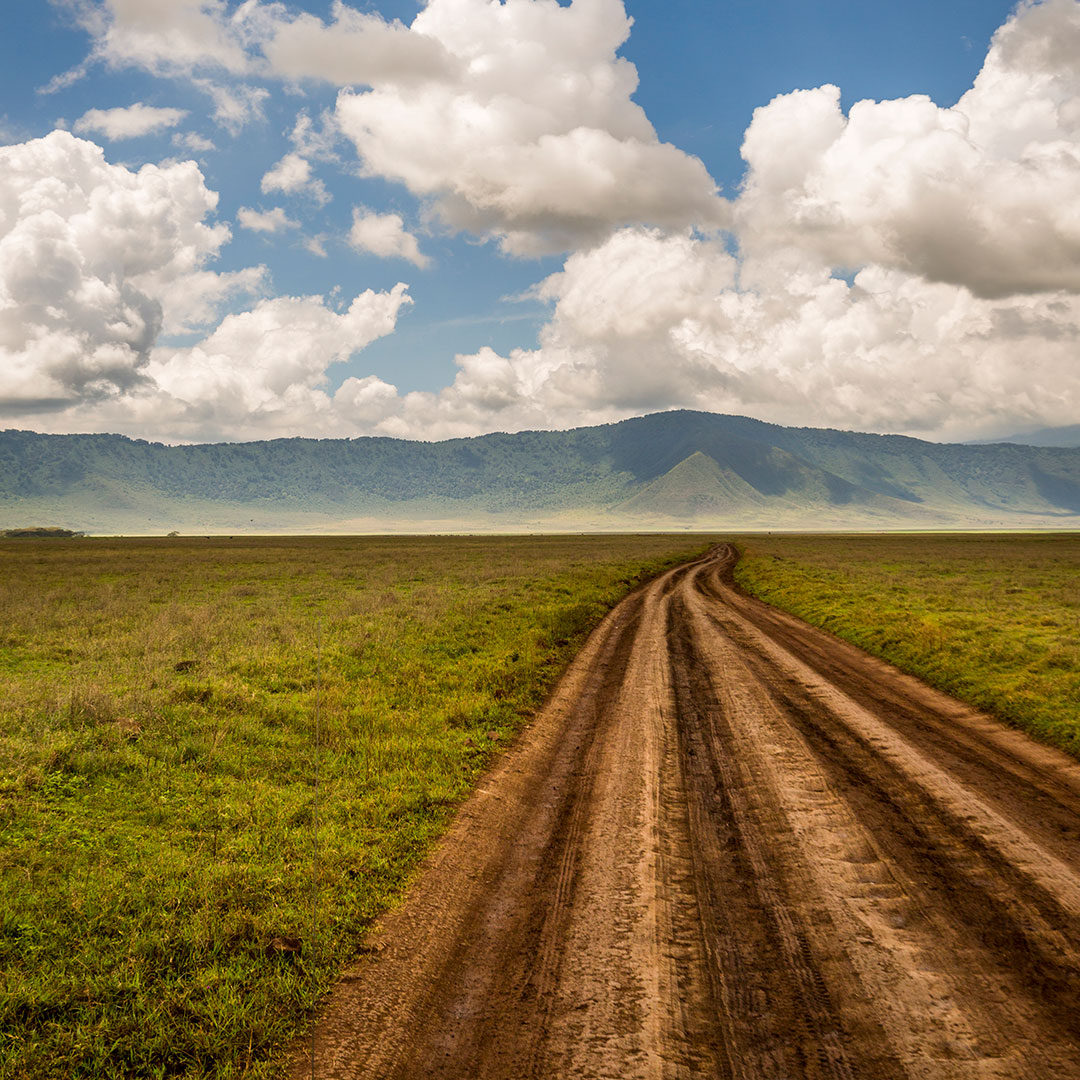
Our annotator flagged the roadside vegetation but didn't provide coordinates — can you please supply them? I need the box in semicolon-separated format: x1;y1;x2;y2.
0;534;706;1079
735;533;1080;757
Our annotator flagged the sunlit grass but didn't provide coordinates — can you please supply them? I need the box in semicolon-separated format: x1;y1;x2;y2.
734;533;1080;757
0;534;706;1079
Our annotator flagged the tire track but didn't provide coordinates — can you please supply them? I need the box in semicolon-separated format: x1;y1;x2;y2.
293;544;1080;1079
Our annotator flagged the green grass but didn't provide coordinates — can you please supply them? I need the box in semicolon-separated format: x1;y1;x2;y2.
0;534;707;1079
734;533;1080;757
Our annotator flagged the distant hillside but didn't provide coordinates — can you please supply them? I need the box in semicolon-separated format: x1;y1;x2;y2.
3;411;1080;532
971;424;1080;449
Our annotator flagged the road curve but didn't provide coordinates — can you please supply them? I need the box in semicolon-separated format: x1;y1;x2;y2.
293;544;1080;1080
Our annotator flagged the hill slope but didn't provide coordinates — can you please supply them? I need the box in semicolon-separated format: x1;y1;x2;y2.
3;411;1080;532
971;424;1080;449
614;452;768;518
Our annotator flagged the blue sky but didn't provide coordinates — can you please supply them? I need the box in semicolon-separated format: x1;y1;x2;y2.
1;0;1078;443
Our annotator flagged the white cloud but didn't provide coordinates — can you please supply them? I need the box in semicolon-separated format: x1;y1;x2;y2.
156;265;266;335
0;130;234;410
27;0;1080;446
196;78;270;132
289;109;340;161
266;227;1080;444
172;130;216;155
137;285;411;439
62;0;725;252
260;152;330;204
84;0;254;77
736;0;1080;298
11;211;1078;444
27;285;410;442
260;1;457;86
260;151;308;192
38;60;91;96
349;208;429;267
237;206;298;233
0;129;411;441
519;229;1080;441
74;103;188;140
335;0;727;254
57;1;270;129
73;0;455;86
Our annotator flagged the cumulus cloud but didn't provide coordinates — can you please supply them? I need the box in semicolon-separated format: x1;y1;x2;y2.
28;0;1080;445
80;0;254;78
335;0;727;254
736;0;1080;298
156;265;266;336
0;130;235;411
74;103;188;140
73;0;456;86
137;285;411;438
257;227;1078;444
12;215;1078;444
532;231;1080;440
60;0;725;251
25;286;410;442
237;206;298;233
0;129;410;440
260;1;458;86
349;208;430;267
260;152;330;204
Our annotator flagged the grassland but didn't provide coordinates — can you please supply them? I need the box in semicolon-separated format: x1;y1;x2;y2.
0;534;707;1079
734;533;1080;757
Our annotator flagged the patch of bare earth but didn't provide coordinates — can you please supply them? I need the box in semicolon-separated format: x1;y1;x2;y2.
293;545;1080;1079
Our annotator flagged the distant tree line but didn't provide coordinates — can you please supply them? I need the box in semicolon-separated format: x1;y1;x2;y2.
1;527;84;538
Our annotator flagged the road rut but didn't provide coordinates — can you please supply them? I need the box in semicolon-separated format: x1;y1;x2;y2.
293;544;1080;1079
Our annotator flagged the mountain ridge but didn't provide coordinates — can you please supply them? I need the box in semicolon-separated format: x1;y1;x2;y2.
969;423;1080;449
3;411;1080;532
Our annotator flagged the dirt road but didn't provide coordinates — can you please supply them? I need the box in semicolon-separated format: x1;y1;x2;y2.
294;544;1080;1079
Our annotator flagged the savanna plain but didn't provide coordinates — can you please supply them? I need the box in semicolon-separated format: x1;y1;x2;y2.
0;534;707;1079
2;532;1079;1079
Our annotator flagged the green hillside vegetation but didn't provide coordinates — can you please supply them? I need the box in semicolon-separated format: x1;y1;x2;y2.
0;527;83;538
3;411;1080;533
0;534;706;1079
734;533;1080;757
615;451;767;518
